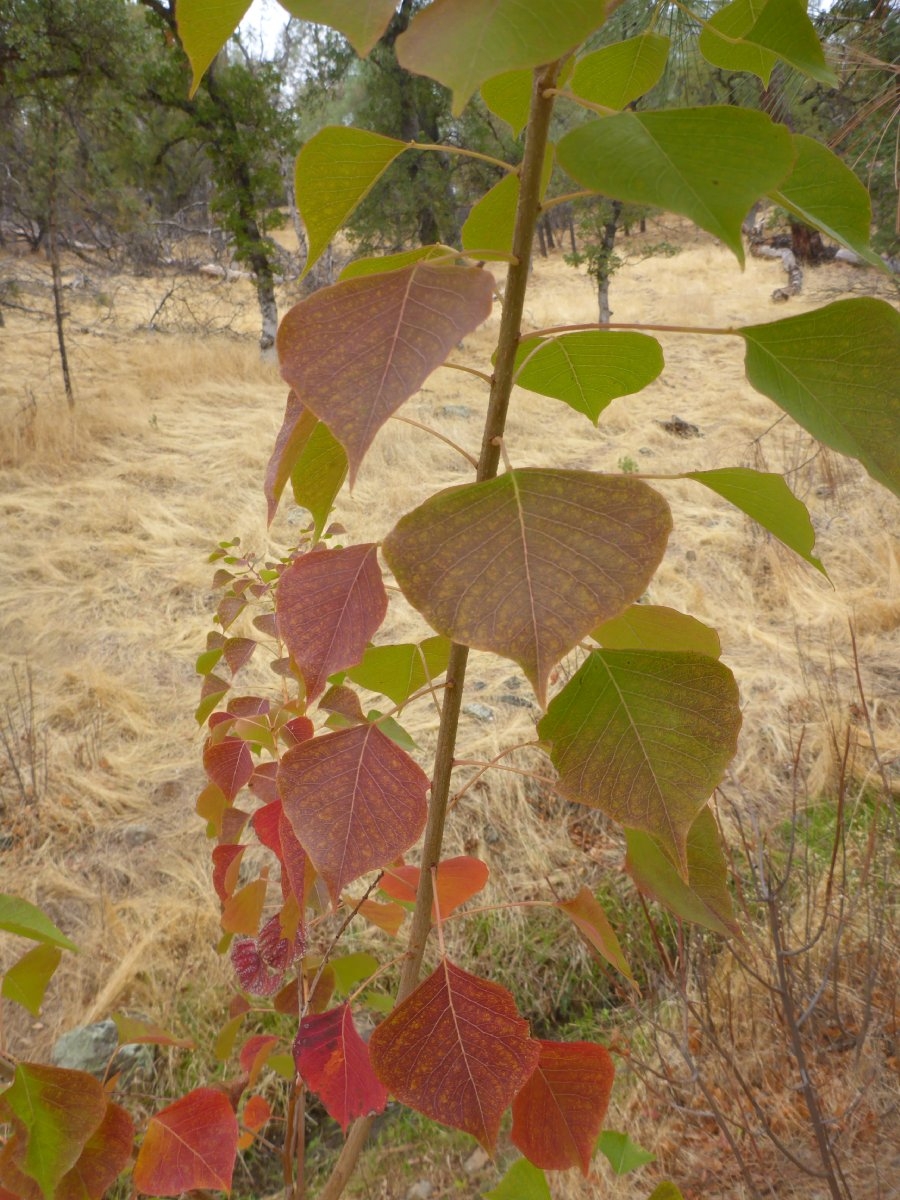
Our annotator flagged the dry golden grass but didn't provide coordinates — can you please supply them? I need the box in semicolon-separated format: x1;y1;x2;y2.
1;227;898;1196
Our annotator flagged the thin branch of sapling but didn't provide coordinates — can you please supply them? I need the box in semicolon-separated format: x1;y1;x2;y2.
345;955;409;1007
389;414;478;467
541;190;594;211
440;361;493;385
371;680;449;723
544;88;617;116
410;142;517;173
527;319;738;338
301;874;384;1020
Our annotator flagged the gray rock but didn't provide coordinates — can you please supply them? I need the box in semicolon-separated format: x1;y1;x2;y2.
406;1182;433;1200
502;676;522;689
499;694;533;709
119;823;154;847
51;1018;153;1079
439;404;471;419
464;1147;490;1175
463;702;494;723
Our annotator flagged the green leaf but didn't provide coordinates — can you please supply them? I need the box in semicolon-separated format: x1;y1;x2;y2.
1;944;62;1016
277;0;396;57
593;605;721;659
485;1157;552;1200
397;0;611;114
383;470;672;706
176;0;251;95
295;127;407;277
595;1130;655;1175
740;299;900;498
462;172;519;256
330;952;380;995
195;648;223;676
557;108;793;265
539;651;741;874
290;418;348;542
346;636;452;705
625;806;740;937
770;134;884;270
0;1063;108;1198
0;895;77;951
647;1184;686;1200
685;468;825;574
481;69;533;137
698;0;777;85
515;332;664;424
369;712;418;752
339;244;458;281
744;0;836;85
571;33;670;109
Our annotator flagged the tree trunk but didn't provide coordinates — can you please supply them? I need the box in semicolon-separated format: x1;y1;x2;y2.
47;135;74;407
597;200;622;325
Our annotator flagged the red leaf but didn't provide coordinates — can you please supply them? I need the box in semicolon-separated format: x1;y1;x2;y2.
220;807;251;845
239;1036;279;1087
242;1094;271;1131
282;715;315;747
276;263;494;482
264;391;316;524
293;1005;387;1131
276;544;387;702
212;844;245;903
56;1101;135;1200
252;800;283;858
249;764;280;803
279;724;428;901
381;856;489;920
133;1088;238;1196
223;638;257;676
228;695;270;718
368;960;539;1150
319;684;366;724
203;737;253;802
278;809;309;906
511;1039;614;1174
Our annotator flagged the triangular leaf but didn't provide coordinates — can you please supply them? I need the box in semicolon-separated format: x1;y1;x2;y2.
345;636;452;705
55;1102;134;1200
625;806;739;937
276;544;387;703
685;468;824;573
279;724;429;901
329;952;379;996
595;1129;655;1175
397;0;610;114
290;420;348;543
593;605;721;659
1;945;62;1017
133;1088;238;1196
293;1005;388;1130
0;1065;107;1199
239;1035;279;1088
112;1014;194;1050
556;887;634;985
515;332;664;424
277;0;396;56
221;878;267;937
570;33;670;109
481;70;533;137
647;1184;686;1200
557;108;793;265
511;1039;615;1173
277;264;494;481
383;470;672;705
355;897;405;935
462;173;519;256
770;134;885;270
698;0;777;85
744;0;836;85
340;244;458;281
539;650;741;874
484;1157;551;1200
740;298;900;498
176;0;250;95
380;856;490;920
0;896;77;951
203;736;253;803
295;127;406;277
368;959;540;1150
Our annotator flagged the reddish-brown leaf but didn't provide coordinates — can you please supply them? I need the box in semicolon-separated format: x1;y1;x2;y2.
252;800;283;858
276;263;494;481
239;1035;279;1087
223;638;257;676
279;724;428;901
56;1101;135;1200
556;887;635;985
276;544;387;702
511;1039;614;1173
228;695;270;718
281;715;315;747
264;391;316;524
212;844;246;902
368;959;539;1150
293;1005;387;1131
133;1088;238;1196
203;737;253;802
383;470;672;705
278;808;309;906
380;856;490;920
319;684;366;724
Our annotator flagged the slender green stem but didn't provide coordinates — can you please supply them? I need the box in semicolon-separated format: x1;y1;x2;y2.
547;87;617;116
541;190;594;211
527;320;739;338
389;414;478;466
412;141;516;172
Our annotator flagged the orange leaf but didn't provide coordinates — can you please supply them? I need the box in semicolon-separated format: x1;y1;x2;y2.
133;1088;238;1196
239;1035;279;1088
511;1039;614;1173
279;724;428;901
381;856;490;920
556;886;635;985
368;959;539;1150
221;878;267;936
56;1101;135;1200
355;896;405;935
276;544;387;702
277;263;494;482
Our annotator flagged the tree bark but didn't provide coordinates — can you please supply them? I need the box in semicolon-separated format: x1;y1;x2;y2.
47;131;74;407
597;200;622;325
